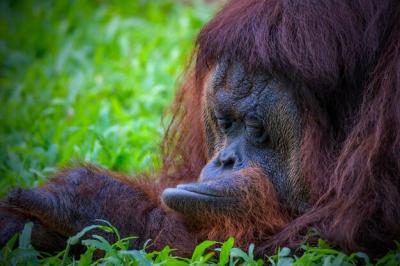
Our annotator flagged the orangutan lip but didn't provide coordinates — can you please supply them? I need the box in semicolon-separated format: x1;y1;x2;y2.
176;184;224;197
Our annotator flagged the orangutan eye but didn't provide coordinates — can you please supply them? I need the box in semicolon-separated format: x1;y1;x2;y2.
217;118;233;134
245;119;269;144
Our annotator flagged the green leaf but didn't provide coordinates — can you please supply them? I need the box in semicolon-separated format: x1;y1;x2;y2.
155;245;172;262
218;237;234;266
191;240;217;262
18;222;33;249
278;247;290;257
350;252;371;265
77;246;95;266
1;233;19;258
248;243;255;259
276;257;294;266
81;235;113;254
230;247;249;260
67;225;100;246
10;248;40;265
95;219;121;241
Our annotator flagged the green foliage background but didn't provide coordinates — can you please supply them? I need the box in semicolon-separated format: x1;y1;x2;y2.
0;0;213;196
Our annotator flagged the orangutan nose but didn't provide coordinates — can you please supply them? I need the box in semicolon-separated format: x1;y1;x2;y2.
217;148;237;169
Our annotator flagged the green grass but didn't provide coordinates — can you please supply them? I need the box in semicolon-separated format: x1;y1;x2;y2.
0;0;399;265
1;222;399;266
0;0;212;194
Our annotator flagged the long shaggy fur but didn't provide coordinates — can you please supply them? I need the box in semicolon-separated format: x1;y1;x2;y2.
162;0;400;256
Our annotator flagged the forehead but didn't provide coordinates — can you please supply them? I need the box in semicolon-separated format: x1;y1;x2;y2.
205;62;297;117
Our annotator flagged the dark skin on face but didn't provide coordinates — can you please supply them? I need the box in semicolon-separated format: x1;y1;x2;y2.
162;61;308;218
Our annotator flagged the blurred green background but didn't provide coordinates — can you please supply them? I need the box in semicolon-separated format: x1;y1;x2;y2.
0;0;217;196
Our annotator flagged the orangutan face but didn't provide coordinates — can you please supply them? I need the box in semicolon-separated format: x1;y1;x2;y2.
162;61;307;217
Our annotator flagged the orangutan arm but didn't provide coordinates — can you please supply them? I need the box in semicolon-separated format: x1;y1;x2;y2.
0;166;195;255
